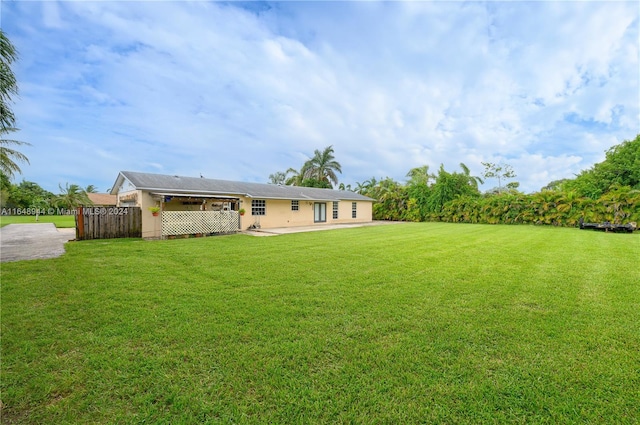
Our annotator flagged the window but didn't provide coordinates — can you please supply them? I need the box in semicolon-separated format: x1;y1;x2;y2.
291;200;299;211
252;199;266;215
333;201;338;219
352;202;357;218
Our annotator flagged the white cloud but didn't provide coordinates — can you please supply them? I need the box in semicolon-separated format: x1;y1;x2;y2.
41;1;65;29
4;1;638;194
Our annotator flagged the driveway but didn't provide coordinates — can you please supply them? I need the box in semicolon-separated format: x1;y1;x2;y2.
0;224;76;263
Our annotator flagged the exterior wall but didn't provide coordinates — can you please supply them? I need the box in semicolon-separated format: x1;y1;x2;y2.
239;198;310;229
238;197;373;229
115;188;373;236
114;189;160;238
141;191;163;238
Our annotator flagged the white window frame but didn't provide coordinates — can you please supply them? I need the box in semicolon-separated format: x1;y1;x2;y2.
252;199;266;216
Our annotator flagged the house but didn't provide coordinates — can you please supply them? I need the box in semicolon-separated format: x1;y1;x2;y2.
110;171;375;238
86;193;117;206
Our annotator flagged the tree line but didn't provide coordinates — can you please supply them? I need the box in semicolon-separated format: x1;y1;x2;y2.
270;136;638;227
356;134;640;226
1;178;98;211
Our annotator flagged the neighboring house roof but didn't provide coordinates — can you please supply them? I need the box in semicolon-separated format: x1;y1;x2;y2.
87;193;117;205
111;171;375;202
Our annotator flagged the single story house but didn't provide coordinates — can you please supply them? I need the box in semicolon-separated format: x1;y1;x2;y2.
110;171;375;238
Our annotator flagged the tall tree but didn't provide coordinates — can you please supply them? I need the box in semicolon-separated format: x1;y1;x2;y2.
4;180;54;209
0;134;30;179
406;165;434;186
405;166;434;221
300;178;332;189
284;167;304;186
0;30;30;179
426;164;481;213
302;145;342;188
370;177;405;221
481;162;516;192
268;171;286;185
1;30;18;132
563;134;640;198
459;162;484;189
541;179;570;192
0;171;10;191
56;183;91;209
355;177;378;195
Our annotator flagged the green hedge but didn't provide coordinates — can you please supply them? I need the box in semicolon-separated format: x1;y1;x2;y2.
402;186;640;227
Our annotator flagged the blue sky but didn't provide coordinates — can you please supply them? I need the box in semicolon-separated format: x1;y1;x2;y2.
3;1;639;194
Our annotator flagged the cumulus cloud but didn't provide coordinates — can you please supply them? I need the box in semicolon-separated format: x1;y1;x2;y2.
4;1;638;194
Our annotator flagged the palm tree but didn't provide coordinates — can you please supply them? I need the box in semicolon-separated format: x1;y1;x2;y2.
556;190;582;226
268;171;286;185
355;177;378;196
599;184;638;224
56;183;91;209
85;184;99;193
1;30;18;132
372;177;405;221
302;145;342;188
459;163;483;189
1;31;30;179
530;190;559;225
406;165;434;186
284;167;304;186
0;131;30;179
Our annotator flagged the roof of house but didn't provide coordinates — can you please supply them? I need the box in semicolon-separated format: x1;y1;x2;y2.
111;171;375;202
87;193;117;205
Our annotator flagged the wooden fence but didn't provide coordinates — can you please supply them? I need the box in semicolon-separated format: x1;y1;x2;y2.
75;206;142;240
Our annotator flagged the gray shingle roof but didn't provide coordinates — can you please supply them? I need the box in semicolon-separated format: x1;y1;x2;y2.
112;171;374;202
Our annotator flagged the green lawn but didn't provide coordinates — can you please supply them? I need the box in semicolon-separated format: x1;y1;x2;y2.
1;223;639;424
0;214;76;228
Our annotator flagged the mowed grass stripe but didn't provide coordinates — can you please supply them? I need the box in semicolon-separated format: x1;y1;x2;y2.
0;215;76;228
1;223;639;423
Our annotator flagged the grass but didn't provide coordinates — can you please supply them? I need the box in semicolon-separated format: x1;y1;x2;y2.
0;215;76;228
1;223;639;424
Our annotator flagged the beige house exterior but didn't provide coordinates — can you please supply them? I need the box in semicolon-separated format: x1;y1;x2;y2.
110;171;374;239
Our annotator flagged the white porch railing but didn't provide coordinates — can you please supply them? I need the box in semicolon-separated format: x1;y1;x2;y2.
161;211;239;236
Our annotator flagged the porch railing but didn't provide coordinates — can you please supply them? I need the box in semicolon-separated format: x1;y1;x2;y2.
161;211;239;236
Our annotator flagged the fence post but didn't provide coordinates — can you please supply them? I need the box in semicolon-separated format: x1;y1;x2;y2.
76;206;84;240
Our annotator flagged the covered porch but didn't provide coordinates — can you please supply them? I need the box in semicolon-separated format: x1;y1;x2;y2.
151;192;242;237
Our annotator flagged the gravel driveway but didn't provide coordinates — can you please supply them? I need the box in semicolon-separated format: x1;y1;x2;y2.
0;224;76;262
